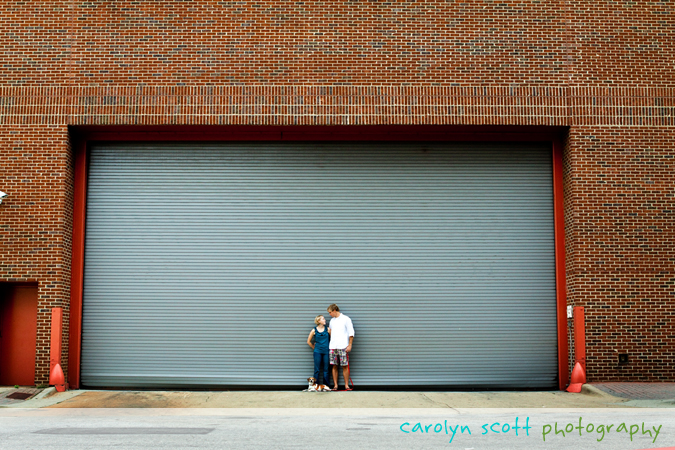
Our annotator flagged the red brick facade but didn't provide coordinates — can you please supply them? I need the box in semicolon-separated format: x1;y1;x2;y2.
0;1;672;385
565;127;674;381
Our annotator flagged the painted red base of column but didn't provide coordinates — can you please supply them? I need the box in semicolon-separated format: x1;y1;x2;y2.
567;307;587;393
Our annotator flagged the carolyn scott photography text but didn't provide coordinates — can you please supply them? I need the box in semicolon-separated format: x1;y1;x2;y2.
399;416;663;445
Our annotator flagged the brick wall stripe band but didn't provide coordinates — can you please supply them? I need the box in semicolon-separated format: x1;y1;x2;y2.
0;86;673;126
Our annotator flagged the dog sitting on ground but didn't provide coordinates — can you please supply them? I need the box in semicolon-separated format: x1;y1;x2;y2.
305;377;332;392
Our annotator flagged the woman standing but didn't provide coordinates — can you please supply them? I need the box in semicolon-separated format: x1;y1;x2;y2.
307;315;331;387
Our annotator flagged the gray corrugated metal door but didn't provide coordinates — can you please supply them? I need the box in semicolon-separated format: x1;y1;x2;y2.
82;141;558;388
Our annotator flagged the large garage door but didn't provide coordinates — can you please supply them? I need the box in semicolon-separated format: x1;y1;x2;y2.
81;141;558;388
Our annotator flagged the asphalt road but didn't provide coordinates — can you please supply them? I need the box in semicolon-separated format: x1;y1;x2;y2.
1;408;673;450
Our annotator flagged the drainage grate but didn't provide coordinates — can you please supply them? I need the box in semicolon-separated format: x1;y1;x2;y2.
6;392;33;400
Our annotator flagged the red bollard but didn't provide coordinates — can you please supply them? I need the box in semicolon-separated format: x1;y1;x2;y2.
566;307;587;393
50;308;63;374
567;362;585;393
49;363;66;392
49;308;67;391
573;306;586;373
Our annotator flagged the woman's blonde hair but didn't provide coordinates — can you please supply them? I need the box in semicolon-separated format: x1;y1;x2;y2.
314;315;324;325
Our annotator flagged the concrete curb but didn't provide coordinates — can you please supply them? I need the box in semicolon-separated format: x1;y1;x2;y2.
32;387;56;401
580;384;618;399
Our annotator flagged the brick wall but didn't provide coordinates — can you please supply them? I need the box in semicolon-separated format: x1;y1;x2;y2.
0;125;72;384
0;1;672;384
566;127;674;381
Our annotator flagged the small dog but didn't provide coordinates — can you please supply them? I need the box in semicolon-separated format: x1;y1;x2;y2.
306;377;332;392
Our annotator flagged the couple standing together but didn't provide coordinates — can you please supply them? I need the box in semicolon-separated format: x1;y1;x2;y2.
306;304;355;391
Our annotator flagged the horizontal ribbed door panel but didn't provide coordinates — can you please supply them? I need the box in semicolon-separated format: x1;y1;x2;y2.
81;141;558;388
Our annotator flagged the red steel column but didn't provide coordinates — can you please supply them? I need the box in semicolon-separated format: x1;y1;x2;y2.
552;140;569;390
69;140;88;389
574;306;586;372
50;307;63;373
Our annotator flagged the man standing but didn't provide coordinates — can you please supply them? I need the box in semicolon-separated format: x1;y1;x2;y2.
327;303;355;391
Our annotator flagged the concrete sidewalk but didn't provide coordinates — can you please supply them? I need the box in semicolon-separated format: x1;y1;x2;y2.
1;383;673;409
0;384;671;409
592;382;675;400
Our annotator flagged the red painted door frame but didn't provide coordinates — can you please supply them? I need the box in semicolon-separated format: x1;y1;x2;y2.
69;125;569;389
69;140;88;390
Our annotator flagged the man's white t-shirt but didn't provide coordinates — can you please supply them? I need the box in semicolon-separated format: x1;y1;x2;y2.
328;313;355;350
